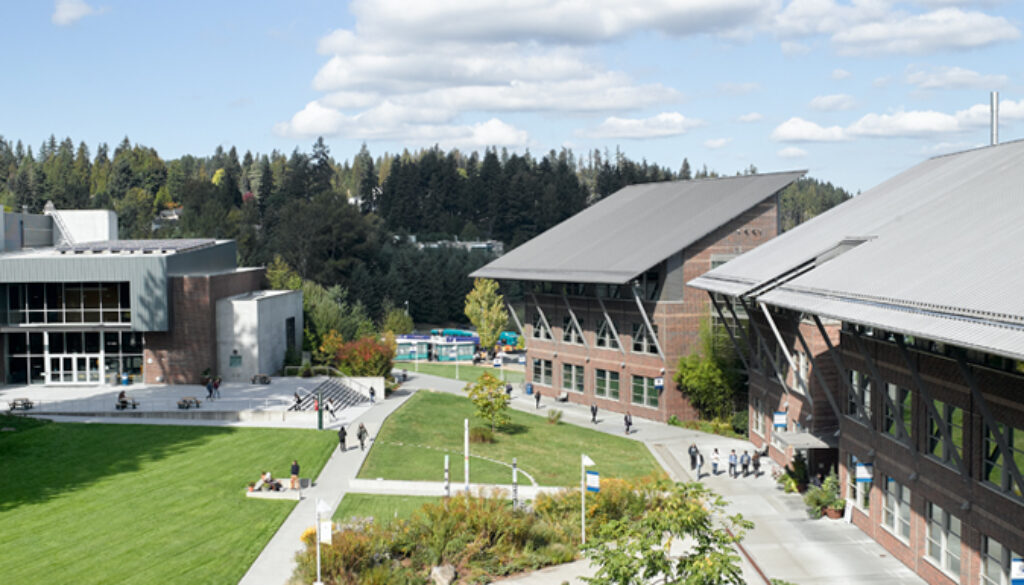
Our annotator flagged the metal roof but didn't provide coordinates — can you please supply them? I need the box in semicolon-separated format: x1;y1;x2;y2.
689;139;1024;360
56;239;216;254
471;171;804;284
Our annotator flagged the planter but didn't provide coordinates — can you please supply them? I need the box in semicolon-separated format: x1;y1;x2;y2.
796;483;808;494
824;506;844;519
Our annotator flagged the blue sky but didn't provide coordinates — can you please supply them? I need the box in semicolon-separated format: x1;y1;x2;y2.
3;1;1023;193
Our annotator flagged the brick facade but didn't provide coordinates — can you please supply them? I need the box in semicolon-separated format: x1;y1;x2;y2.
144;268;265;384
523;196;779;422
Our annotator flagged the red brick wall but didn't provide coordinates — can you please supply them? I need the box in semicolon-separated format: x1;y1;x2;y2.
523;195;780;423
144;269;265;384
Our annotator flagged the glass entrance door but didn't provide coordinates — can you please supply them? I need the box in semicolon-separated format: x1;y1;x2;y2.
48;354;102;384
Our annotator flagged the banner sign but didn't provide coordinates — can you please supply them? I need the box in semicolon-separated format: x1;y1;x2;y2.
856;462;873;483
654;377;664;390
586;470;600;493
1010;557;1023;585
773;412;787;429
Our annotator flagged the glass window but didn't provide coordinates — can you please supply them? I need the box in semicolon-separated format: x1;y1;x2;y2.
122;332;143;354
596;369;620;399
562;316;583;344
84;332;100;353
27;283;44;310
595;317;619;349
929;400;964;466
562;363;584;392
847;454;871;511
101;283;119;308
9;333;27;355
983;422;1024;500
532;312;552;340
532;358;552;386
981;535;1021;585
631;323;659;355
104;332;121;353
847;370;872;421
882;477;911;541
29;332;44;354
883;383;912;441
926;501;961;578
752;396;765;436
49;332;65;354
631;376;659;407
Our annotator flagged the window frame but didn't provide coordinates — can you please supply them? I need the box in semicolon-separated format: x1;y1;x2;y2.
926;501;962;580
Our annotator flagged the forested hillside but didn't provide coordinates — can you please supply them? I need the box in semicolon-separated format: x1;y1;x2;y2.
0;135;850;324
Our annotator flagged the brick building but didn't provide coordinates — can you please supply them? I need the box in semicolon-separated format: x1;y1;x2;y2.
0;207;301;386
472;171;803;422
690;140;1024;585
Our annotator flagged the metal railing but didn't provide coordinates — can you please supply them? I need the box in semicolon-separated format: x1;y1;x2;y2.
281;365;373;396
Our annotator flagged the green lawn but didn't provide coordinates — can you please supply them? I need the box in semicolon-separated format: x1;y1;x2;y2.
0;415;337;585
333;493;442;523
358;391;663;486
398;361;525;384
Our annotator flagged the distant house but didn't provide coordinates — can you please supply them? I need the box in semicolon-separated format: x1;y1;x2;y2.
472;171;803;422
690;140;1024;585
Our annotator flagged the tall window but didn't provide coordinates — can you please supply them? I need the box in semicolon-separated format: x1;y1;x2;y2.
6;282;131;325
562;316;583;344
595;317;619;350
751;396;765;436
532;358;552;385
790;350;809;394
532;312;552;340
882;477;911;541
982;422;1024;499
883;383;912;441
631;323;659;355
928;400;964;467
847;454;871;511
631;375;659;408
926;501;962;578
847;369;872;421
595;369;619;400
562;363;584;393
981;535;1021;585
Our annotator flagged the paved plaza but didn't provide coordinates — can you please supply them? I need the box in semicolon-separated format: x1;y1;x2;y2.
5;372;925;585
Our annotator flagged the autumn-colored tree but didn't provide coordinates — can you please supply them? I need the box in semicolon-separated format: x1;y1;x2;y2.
464;278;508;352
315;330;344;366
464;372;510;432
335;336;394;378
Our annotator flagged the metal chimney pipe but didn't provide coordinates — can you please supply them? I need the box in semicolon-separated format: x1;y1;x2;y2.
991;91;999;145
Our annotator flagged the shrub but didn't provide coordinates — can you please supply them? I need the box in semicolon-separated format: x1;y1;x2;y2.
299;363;313;377
336;336;395;377
803;469;844;518
730;410;748;436
546;409;563;425
469;426;494;443
667;414;681;426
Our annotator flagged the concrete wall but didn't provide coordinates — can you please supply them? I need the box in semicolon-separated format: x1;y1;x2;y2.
54;210;117;242
215;290;302;383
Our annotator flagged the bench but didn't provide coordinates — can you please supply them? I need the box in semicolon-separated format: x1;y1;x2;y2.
245;477;310;501
115;399;140;411
177;397;202;409
8;398;33;411
556;391;569;402
250;373;271;385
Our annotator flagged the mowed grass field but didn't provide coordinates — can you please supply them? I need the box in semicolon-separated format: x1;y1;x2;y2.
333;494;442;523
397;361;525;384
358;391;664;486
0;415;336;585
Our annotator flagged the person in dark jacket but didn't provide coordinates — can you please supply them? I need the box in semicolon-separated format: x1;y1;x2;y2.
338;426;347;451
290;460;300;489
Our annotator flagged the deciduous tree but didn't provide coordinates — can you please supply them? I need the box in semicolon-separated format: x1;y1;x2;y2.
464;278;508;352
464;372;510;432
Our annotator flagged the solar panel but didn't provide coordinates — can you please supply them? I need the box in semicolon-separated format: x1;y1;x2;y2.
56;239;216;254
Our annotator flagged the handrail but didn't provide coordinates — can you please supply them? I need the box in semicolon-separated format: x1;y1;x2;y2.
281;365;373;396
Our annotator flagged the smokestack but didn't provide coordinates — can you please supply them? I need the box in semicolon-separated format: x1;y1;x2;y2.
991;91;999;146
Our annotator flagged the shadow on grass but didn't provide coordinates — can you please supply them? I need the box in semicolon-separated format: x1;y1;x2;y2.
498;422;527;435
0;414;235;513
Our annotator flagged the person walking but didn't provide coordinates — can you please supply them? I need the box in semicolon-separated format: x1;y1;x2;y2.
688;443;698;470
534;389;541;409
369;387;376;404
337;425;347;452
290;460;300;490
590;403;598;424
624;411;633;435
711;448;720;476
752;450;762;477
728;450;738;478
740;450;751;477
206;378;214;400
212;377;221;399
357;423;368;451
696;450;705;479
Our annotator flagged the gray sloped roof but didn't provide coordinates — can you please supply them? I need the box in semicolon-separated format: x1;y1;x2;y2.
689;139;1024;360
471;171;804;284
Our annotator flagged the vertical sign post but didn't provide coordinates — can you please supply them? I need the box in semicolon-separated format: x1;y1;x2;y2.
512;457;518;509
581;454;595;545
464;418;470;494
444;454;450;498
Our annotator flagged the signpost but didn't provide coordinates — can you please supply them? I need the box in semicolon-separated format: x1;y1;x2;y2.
512;457;518;509
451;348;459;380
313;498;333;585
464;418;470;494
581;454;596;545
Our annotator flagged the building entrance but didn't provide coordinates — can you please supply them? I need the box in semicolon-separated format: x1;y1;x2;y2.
48;355;102;384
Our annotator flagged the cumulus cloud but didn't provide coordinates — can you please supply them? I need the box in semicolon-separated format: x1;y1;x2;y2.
771;99;1024;142
905;65;1007;89
778;146;808;158
780;41;811;55
52;0;102;26
738;112;764;123
705;138;732;149
809;94;857;111
771;117;847;142
718;82;761;95
832;68;851;80
578;112;704;139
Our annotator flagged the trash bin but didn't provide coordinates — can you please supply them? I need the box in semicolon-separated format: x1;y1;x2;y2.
121;373;129;386
525;382;533;395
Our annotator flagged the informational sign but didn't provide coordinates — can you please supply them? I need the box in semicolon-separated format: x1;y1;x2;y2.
773;411;788;429
654;377;664;390
586;470;600;492
229;354;242;367
1010;557;1023;585
518;355;526;364
856;462;874;483
319;520;332;544
493;357;502;368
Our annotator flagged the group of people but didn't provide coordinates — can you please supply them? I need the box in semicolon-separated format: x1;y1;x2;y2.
205;377;221;401
251;460;302;492
337;423;370;452
688;444;763;479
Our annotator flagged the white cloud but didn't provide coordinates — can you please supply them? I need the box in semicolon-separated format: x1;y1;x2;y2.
705;138;732;149
846;110;960;137
832;68;851;80
781;41;811;55
718;82;761;95
738;112;764;123
905;66;1007;89
52;0;101;26
809;93;857;111
778;146;808;158
834;8;1019;55
771;117;847;142
578;112;704;139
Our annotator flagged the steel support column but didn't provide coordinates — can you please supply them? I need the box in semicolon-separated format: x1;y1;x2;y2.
595;296;625;356
954;356;1024;491
792;321;841;421
528;292;557;346
630;284;664;362
708;292;750;372
562;293;589;349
